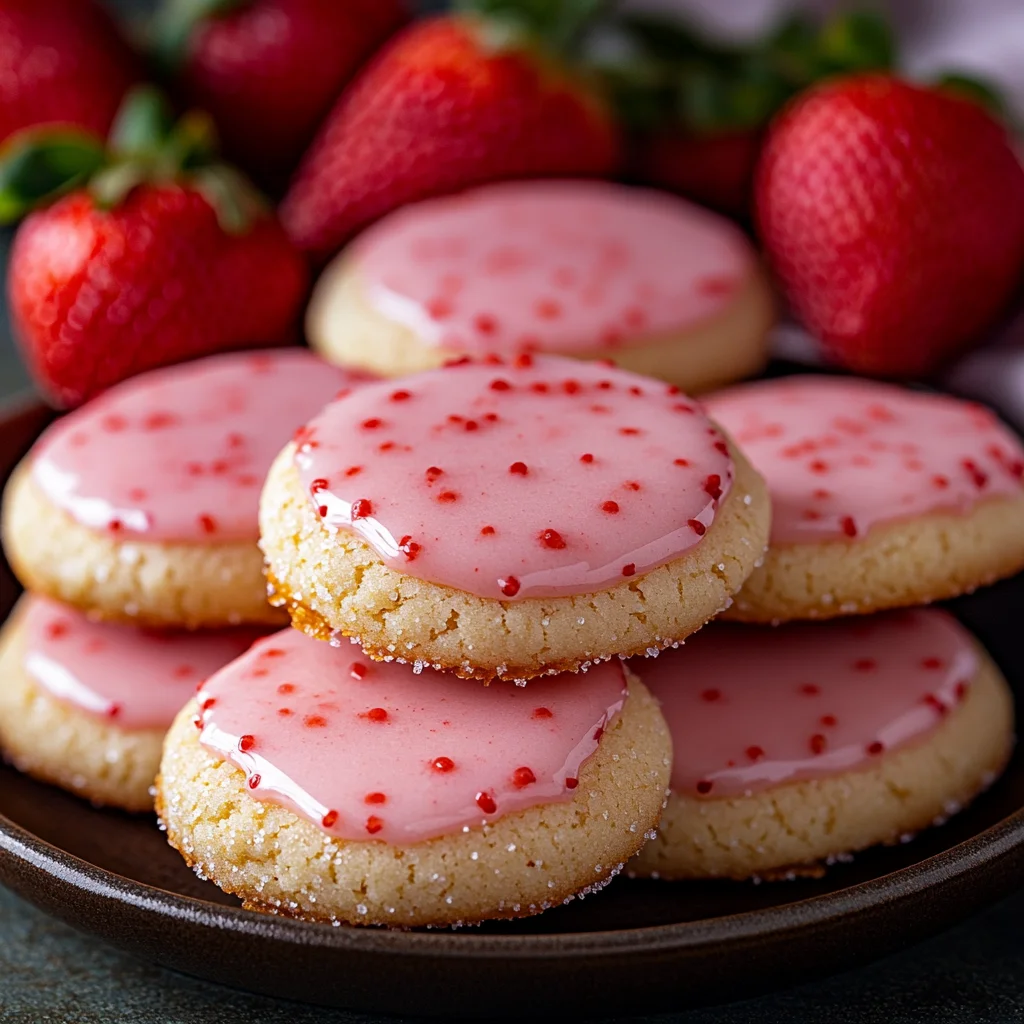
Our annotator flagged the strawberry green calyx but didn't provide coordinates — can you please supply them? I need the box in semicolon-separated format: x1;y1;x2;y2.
458;0;612;59
0;86;266;232
151;0;248;70
589;9;895;135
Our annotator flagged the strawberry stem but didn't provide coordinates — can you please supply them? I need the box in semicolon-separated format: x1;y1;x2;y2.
151;0;249;70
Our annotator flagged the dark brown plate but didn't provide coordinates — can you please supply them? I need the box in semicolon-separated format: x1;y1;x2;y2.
2;395;1024;1018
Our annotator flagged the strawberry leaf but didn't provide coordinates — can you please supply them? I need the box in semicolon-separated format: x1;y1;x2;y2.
109;86;176;157
460;0;612;55
0;131;106;224
935;72;1014;124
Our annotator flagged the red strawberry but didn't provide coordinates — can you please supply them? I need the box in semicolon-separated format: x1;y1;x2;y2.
153;0;407;191
4;89;308;408
0;0;139;145
280;14;620;263
756;74;1024;378
631;129;763;221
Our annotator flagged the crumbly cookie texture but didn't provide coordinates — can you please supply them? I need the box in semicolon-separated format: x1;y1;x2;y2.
3;463;286;628
307;257;774;394
630;648;1012;881
0;604;163;812
723;490;1024;624
258;440;770;681
157;676;672;927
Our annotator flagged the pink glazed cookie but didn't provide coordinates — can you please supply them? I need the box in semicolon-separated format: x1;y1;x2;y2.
704;375;1024;622
2;350;368;627
305;180;774;393
157;627;671;927
258;354;770;681
630;610;1012;880
0;595;264;811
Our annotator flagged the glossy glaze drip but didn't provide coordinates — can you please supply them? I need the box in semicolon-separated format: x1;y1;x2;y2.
705;375;1024;544
32;350;367;542
293;354;734;599
21;595;264;730
197;628;627;843
635;609;978;797
354;180;752;355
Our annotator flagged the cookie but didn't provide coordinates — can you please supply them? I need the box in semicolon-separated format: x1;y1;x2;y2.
156;627;671;927
259;355;771;681
630;610;1013;881
306;180;774;392
704;375;1024;623
2;349;367;628
0;595;263;811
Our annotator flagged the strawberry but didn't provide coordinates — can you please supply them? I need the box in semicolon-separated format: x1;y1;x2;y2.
152;0;407;192
3;88;308;408
756;74;1024;378
280;7;620;263
0;0;139;146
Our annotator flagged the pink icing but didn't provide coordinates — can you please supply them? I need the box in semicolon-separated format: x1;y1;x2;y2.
21;595;265;730
31;350;367;543
293;355;734;600
704;375;1024;544
353;180;753;355
196;628;626;843
635;609;978;798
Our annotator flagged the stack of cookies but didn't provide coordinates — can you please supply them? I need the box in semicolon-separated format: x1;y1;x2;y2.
156;352;771;926
631;375;1024;880
0;349;360;810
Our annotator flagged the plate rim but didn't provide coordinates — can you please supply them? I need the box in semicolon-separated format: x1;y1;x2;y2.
4;787;1024;959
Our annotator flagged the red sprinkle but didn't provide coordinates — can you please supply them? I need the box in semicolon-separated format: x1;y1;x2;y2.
532;707;553;719
601;500;620;514
198;514;217;534
365;815;384;835
304;714;327;728
238;734;255;752
432;757;455;773
809;734;827;755
361;418;383;430
580;453;594;464
512;767;537;788
799;683;821;696
621;563;636;576
962;459;988;488
200;697;217;711
499;576;521;597
674;458;690;467
425;466;444;481
539;529;566;550
310;478;329;496
489;378;511;391
437;490;458;503
624;480;641;491
932;475;950;489
923;694;948;715
246;774;261;790
696;780;713;795
853;658;877;672
399;535;421;561
513;352;533;368
480;525;496;536
688;519;707;536
365;792;386;805
390;389;412;402
866;741;884;755
619;427;641;436
350;663;368;680
840;516;858;538
565;777;579;789
362;707;389;722
322;810;338;828
700;689;721;702
562;379;581;394
345;465;363;477
351;498;373;519
820;714;837;728
703;474;723;500
921;657;944;670
476;791;497;814
509;461;528;475
746;745;765;762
